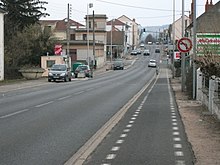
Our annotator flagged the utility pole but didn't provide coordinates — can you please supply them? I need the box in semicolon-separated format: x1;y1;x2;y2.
66;3;70;68
181;0;186;92
172;0;176;78
193;0;197;99
110;19;113;63
92;10;95;69
87;3;93;66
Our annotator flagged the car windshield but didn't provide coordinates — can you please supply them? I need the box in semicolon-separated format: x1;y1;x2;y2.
51;65;67;71
150;60;156;63
77;65;88;70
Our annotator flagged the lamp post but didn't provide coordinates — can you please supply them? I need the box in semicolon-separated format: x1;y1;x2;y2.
87;3;93;66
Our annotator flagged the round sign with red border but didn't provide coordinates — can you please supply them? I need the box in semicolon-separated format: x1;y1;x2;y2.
177;37;192;53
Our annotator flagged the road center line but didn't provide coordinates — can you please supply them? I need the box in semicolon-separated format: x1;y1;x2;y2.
0;109;29;119
35;101;54;108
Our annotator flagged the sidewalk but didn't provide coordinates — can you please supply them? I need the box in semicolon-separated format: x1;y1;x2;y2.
171;78;220;165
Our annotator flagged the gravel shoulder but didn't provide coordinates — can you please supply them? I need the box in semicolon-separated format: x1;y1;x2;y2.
171;78;220;165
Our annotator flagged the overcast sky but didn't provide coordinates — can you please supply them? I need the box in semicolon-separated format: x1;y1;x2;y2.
41;0;217;26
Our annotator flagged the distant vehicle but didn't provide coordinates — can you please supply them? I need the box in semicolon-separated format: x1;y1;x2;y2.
130;50;138;55
155;48;160;53
143;49;150;56
147;41;152;45
140;43;145;48
148;59;157;68
113;59;124;70
48;64;72;82
74;65;93;78
137;49;142;54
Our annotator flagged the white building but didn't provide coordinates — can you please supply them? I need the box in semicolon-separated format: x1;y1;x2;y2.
117;15;140;51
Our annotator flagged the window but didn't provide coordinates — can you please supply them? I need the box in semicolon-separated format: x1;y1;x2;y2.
70;34;75;40
44;26;51;33
83;34;87;40
47;60;55;68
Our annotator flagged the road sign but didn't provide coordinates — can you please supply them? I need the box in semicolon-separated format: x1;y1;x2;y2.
174;51;181;59
177;37;192;53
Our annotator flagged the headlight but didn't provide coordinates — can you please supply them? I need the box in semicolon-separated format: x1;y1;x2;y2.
48;72;53;76
60;73;66;76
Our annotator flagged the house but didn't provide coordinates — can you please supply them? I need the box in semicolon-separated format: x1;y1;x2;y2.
39;19;84;41
40;14;108;73
187;0;220;56
106;19;128;59
117;15;140;51
170;15;191;45
0;8;6;81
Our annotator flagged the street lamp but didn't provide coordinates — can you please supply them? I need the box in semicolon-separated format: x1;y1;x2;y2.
87;3;93;66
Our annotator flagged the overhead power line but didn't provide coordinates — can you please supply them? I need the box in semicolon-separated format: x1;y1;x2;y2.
96;0;182;12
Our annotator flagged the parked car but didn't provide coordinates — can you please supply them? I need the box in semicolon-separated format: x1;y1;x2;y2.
74;65;93;78
143;49;150;56
48;64;72;82
113;59;124;70
148;59;157;68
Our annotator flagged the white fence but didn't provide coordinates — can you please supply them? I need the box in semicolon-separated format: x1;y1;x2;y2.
197;68;220;120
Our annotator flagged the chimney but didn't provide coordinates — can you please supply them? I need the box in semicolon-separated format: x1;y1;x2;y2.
205;0;214;12
189;0;194;22
205;0;209;12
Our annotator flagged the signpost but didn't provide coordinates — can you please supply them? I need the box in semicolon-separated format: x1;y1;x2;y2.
177;37;192;53
177;37;192;92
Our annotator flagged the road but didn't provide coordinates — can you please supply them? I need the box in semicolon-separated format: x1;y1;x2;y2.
0;45;194;165
0;47;159;165
83;67;194;165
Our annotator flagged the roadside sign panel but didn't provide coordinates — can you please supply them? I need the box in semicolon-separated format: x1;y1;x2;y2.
174;51;181;59
177;37;192;53
197;33;220;56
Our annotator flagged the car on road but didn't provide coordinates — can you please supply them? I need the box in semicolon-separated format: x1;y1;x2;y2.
113;59;124;70
48;64;72;82
130;50;138;55
74;65;93;78
148;59;157;68
143;49;150;56
155;48;160;53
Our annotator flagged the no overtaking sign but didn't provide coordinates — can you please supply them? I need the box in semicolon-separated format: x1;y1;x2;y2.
177;37;192;53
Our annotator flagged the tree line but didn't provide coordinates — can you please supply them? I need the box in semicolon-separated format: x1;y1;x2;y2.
0;0;56;79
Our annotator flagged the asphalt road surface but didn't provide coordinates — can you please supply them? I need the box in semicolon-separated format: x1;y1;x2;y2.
84;67;194;165
0;46;194;165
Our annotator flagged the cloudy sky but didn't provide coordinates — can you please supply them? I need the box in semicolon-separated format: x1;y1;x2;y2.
41;0;217;26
